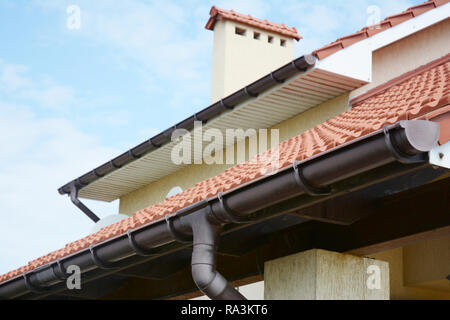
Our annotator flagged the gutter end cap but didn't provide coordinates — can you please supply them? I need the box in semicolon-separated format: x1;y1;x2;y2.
400;120;440;152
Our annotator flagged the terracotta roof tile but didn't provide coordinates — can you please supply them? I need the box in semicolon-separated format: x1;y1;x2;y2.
313;0;449;60
1;54;449;285
205;6;301;40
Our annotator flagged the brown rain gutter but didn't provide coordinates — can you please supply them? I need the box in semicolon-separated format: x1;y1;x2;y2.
0;120;440;300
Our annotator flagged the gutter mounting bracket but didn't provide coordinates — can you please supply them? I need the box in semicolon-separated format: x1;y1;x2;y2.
23;272;49;294
293;161;331;196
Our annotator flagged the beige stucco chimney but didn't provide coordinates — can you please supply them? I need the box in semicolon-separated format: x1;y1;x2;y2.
206;6;301;103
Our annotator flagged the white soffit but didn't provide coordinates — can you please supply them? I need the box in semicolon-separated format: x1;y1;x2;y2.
79;66;367;202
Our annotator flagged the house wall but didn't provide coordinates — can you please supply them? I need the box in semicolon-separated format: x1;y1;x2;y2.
119;18;449;216
368;235;450;300
211;19;294;103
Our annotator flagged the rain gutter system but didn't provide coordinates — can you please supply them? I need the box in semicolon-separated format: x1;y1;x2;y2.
57;54;317;199
0;120;440;300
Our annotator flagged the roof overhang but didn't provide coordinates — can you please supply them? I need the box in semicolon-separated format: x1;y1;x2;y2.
60;56;369;202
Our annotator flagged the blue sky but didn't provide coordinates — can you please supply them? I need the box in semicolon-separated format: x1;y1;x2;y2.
0;0;422;275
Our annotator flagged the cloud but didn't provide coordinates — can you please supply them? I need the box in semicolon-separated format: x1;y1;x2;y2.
0;62;31;92
0;61;121;274
0;61;75;111
31;0;214;110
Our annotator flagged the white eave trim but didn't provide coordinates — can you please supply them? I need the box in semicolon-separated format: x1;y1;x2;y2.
316;3;450;83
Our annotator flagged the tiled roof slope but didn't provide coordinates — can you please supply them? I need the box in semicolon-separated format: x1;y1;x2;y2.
205;6;302;40
313;0;450;59
1;54;449;285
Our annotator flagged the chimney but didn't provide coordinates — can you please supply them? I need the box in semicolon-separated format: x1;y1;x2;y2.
206;6;301;103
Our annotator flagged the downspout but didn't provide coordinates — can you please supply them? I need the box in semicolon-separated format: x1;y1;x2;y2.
69;183;100;223
176;207;246;300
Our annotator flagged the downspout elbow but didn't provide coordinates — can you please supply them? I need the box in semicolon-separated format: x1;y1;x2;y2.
183;208;246;300
69;183;100;223
192;244;245;300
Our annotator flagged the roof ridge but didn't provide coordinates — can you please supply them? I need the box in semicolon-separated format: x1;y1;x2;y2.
350;53;450;106
313;0;449;59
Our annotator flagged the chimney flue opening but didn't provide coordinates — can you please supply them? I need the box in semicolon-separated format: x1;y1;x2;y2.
235;27;247;36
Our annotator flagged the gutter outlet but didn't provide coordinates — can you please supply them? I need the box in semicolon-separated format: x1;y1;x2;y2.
175;207;246;300
69;183;100;223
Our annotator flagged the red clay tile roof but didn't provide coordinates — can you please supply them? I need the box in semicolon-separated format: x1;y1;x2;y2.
1;54;449;285
313;0;450;60
205;6;302;40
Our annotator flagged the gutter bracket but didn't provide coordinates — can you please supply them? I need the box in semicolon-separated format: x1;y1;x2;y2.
126;229;160;256
89;245;117;270
214;192;252;223
69;183;100;223
23;272;49;294
293;161;331;196
166;215;193;243
53;259;68;281
220;99;234;110
244;87;259;98
270;72;284;84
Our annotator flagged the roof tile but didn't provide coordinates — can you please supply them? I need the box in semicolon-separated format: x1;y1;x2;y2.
313;0;449;60
205;6;301;40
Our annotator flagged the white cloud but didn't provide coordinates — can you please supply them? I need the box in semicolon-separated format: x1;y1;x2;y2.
0;61;75;110
33;0;213;109
0;61;121;274
0;62;31;92
22;85;74;110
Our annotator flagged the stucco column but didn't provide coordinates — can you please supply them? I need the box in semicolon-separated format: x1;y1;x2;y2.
264;249;389;300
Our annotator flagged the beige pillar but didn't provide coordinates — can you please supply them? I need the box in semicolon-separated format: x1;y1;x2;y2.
264;249;389;300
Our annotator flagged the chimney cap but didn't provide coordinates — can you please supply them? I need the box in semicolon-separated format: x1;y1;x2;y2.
205;5;302;41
